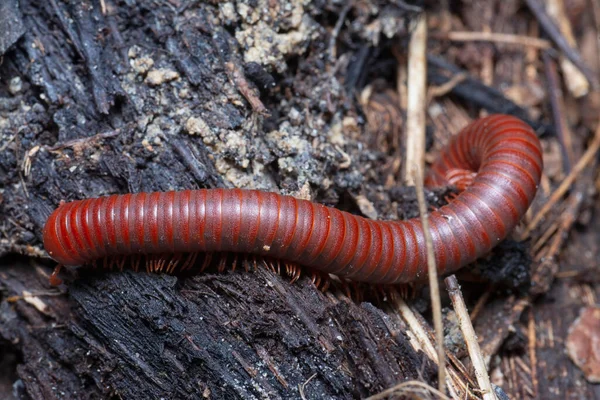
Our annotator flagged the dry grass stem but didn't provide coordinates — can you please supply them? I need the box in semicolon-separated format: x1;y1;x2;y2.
404;14;427;185
413;166;447;395
546;0;589;97
445;275;497;400
439;31;552;49
365;380;452;400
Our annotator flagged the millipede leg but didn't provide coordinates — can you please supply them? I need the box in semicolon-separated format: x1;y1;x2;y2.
320;277;331;293
108;256;117;271
145;255;152;273
353;282;363;302
156;255;167;273
132;255;141;272
397;285;408;299
287;263;302;284
179;252;195;271
149;255;156;273
166;253;183;274
199;253;212;272
188;252;200;271
311;272;321;288
264;259;276;273
372;285;383;304
217;254;227;273
231;254;238;272
342;281;352;298
443;193;459;204
117;256;126;272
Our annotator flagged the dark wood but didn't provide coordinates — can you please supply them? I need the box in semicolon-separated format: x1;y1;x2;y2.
0;1;437;399
0;258;436;399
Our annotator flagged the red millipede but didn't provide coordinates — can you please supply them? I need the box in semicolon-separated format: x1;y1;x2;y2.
43;115;543;285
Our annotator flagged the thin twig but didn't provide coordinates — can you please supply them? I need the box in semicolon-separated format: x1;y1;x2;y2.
0;134;16;152
545;0;589;97
593;0;600;74
392;296;468;398
469;287;493;321
48;129;120;151
434;31;552;49
543;50;573;173
427;54;553;136
393;297;438;358
365;380;451;400
404;14;427;185
328;1;353;62
396;53;408;111
524;124;600;237
538;194;583;266
524;0;599;89
477;297;531;366
412;166;446;395
393;1;423;13
298;373;317;400
445;351;478;390
528;309;539;397
427;72;467;101
531;213;562;254
445;275;497;400
224;61;268;116
531;187;589;294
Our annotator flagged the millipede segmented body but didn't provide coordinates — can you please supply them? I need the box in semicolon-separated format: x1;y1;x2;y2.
43;115;543;284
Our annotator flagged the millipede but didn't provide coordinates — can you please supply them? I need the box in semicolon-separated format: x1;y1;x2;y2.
43;114;543;287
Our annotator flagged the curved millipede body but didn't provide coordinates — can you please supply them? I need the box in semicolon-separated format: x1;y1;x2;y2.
43;115;543;284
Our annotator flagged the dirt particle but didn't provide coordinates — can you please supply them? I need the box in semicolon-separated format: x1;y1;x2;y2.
219;2;238;24
145;69;180;86
131;57;155;75
9;77;22;95
185;117;214;138
236;16;318;72
354;194;378;220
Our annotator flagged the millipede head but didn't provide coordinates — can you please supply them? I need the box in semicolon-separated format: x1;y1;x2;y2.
49;264;64;287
